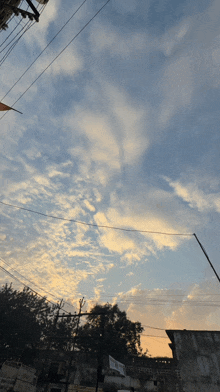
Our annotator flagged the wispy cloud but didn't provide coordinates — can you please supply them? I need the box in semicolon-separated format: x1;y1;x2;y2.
1;0;220;358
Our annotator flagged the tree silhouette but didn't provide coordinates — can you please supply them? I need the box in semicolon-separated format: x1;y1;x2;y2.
76;303;144;361
0;284;76;364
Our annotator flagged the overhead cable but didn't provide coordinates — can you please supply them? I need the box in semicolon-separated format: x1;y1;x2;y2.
0;2;29;55
142;334;169;339
194;233;220;284
0;0;111;120
0;200;192;236
0;255;63;302
0;263;62;308
0;20;35;66
0;255;76;312
1;0;88;102
0;2;45;67
142;324;166;331
0;14;23;49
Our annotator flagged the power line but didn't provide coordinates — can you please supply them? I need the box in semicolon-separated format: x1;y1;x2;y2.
86;295;220;306
0;0;111;119
0;200;193;236
142;334;169;339
1;0;88;102
194;233;220;284
115;297;220;304
0;2;45;67
0;263;60;308
0;14;23;49
0;2;29;55
0;256;63;301
94;292;220;297
142;325;166;331
0;20;35;66
2;201;218;285
0;255;79;313
90;299;220;307
143;337;168;345
70;290;220;297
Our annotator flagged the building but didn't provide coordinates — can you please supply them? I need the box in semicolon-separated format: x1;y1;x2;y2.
0;361;37;392
108;356;179;392
166;329;220;392
3;330;220;392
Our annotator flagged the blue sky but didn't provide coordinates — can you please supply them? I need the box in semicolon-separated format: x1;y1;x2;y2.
1;0;220;357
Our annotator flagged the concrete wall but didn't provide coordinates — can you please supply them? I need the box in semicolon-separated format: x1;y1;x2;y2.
0;361;37;392
166;330;220;392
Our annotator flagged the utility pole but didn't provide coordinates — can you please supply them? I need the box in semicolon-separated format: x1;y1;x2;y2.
42;299;63;392
194;233;220;283
95;312;105;392
54;309;107;392
64;298;86;392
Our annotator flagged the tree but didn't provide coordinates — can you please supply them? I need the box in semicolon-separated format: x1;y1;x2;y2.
0;284;76;363
76;303;144;361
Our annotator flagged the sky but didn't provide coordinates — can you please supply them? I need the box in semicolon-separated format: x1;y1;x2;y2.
1;0;220;358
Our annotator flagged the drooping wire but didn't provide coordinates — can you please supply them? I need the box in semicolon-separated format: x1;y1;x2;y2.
0;1;29;54
0;263;57;307
142;334;169;339
0;256;76;313
0;263;72;313
0;3;46;67
194;233;220;284
0;14;23;49
0;200;192;236
0;20;35;66
142;324;166;331
0;0;25;48
0;256;62;301
0;0;111;119
1;0;89;102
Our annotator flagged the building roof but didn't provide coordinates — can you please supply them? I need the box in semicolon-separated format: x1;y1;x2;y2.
166;329;220;343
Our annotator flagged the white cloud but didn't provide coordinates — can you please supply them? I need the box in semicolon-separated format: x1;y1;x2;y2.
84;200;96;212
23;0;61;49
160;18;191;57
166;177;220;213
158;55;193;126
33;45;83;78
101;83;148;165
89;22;148;58
75;110;120;169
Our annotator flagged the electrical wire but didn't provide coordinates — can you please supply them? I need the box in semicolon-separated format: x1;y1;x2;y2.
0;3;46;67
94;292;220;297
0;1;29;55
0;256;63;301
115;297;220;304
0;200;193;236
0;19;31;56
0;0;111;120
0;20;35;66
0;263;62;308
142;334;169;339
1;0;89;102
0;14;23;49
0;256;76;313
143;337;168;345
68;290;220;297
84;293;220;306
89;298;220;307
142;325;166;331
